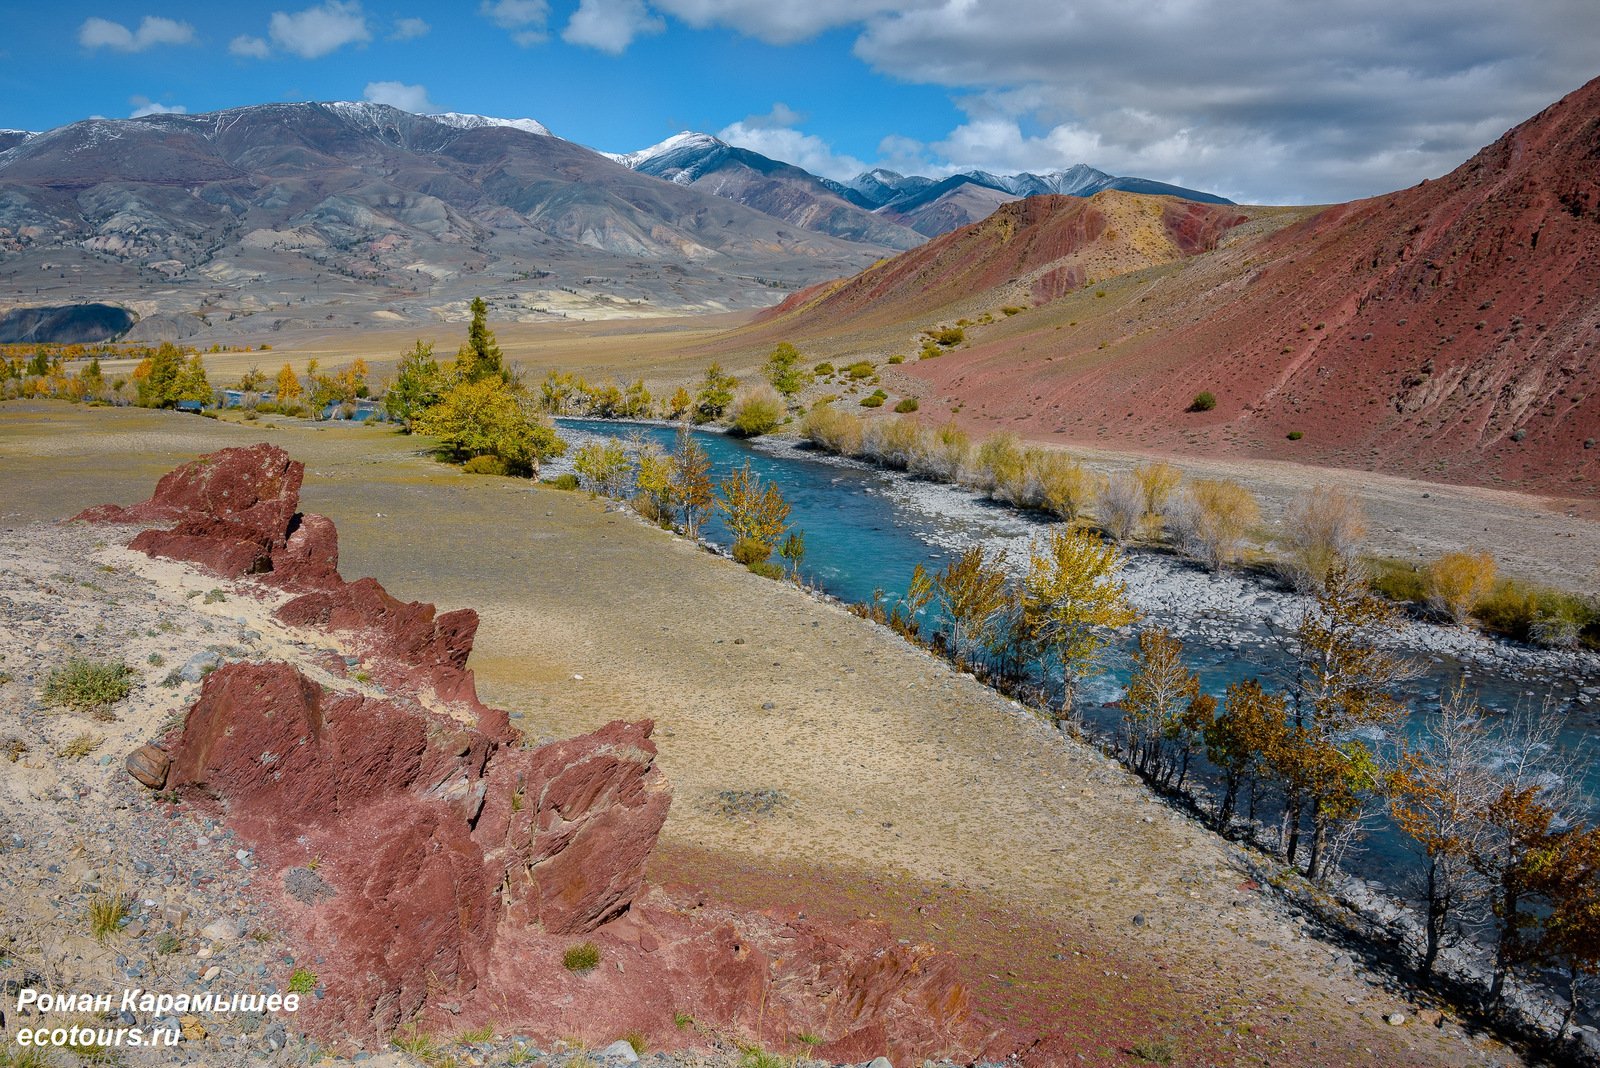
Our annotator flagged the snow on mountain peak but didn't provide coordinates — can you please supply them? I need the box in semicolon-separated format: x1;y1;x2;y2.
432;112;551;137
322;101;550;137
610;131;727;170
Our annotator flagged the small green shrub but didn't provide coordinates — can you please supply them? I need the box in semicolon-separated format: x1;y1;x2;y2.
845;360;875;380
1001;305;1025;316
1473;578;1539;640
462;454;510;476
730;386;785;437
41;660;134;713
88;891;129;942
747;560;785;580
859;392;886;408
392;1026;437;1058
893;397;919;413
288;968;316;993
203;588;227;603
622;1031;647;1055
458;1025;494;1043
1286;430;1303;440
544;472;581;491
147;653;165;667
731;537;772;565
1130;1037;1175;1064
887;354;905;364
925;326;965;346
1188;392;1217;412
563;941;600;973
673;1011;694;1030
740;1047;791;1068
1368;558;1426;605
155;931;183;955
812;361;834;376
919;342;942;360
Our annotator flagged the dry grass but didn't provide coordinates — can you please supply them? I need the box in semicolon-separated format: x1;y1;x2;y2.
57;732;103;760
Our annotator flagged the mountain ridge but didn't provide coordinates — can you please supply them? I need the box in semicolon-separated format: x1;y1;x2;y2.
613;131;1232;239
0;101;897;339
749;76;1600;495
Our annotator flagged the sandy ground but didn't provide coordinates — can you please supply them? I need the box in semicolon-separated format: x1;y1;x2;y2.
0;401;1549;1065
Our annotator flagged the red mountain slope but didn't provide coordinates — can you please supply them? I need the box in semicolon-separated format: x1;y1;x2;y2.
895;76;1600;494
756;191;1249;336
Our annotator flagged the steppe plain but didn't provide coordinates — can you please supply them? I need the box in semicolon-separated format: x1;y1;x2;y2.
0;401;1560;1066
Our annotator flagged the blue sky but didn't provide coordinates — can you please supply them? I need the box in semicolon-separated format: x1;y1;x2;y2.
1;1;1597;204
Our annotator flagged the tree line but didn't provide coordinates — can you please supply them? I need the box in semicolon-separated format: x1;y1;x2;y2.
882;525;1598;1037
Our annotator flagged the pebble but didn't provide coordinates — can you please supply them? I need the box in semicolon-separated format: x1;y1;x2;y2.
600;1039;639;1062
201;917;242;942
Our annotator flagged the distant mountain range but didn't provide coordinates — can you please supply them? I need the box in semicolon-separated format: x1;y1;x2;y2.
610;132;1231;239
0;101;1234;343
0;102;894;340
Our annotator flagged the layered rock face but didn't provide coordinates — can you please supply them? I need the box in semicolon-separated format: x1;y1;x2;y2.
79;445;990;1061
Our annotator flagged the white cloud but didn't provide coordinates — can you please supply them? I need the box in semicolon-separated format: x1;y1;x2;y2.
389;17;431;41
740;102;804;130
652;0;923;45
849;0;1600;202
78;15;197;52
717;117;866;180
229;34;272;58
481;0;549;43
363;80;438;113
268;0;372;59
128;95;188;118
563;0;665;54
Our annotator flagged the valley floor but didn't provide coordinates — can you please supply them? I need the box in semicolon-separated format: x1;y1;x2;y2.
0;401;1558;1065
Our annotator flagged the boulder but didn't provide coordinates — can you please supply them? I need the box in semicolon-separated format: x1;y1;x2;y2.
124;744;170;788
73;443;303;533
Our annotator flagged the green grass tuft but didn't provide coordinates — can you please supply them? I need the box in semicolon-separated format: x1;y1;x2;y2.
1130;1037;1176;1064
88;892;129;942
562;941;600;973
41;660;134;713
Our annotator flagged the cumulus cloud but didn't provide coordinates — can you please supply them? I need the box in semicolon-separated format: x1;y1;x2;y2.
848;0;1600;202
128;95;188;118
389;17;431;41
563;0;665;54
267;0;372;59
229;34;272;58
740;102;805;130
78;15;197;52
717;110;866;180
481;0;549;45
652;0;922;45
363;80;438;113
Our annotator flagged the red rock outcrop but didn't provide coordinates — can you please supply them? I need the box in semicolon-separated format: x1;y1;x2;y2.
99;446;993;1060
74;443;345;591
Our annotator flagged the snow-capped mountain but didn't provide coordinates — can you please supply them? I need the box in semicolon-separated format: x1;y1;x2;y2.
617;133;1232;239
610;131;925;249
432;111;551;137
